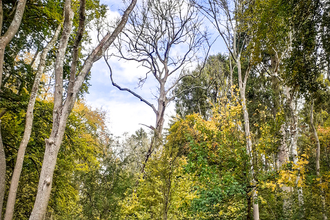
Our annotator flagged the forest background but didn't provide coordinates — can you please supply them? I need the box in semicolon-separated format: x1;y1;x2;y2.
0;0;330;219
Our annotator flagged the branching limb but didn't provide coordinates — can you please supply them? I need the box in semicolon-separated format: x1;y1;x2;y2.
68;0;86;95
104;55;158;115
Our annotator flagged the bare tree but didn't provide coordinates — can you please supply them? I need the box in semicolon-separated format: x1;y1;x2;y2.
0;0;27;217
29;0;137;219
191;0;260;219
106;0;208;172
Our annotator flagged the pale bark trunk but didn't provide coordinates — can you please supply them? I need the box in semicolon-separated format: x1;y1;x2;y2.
156;81;166;137
284;87;304;209
29;1;137;219
237;57;259;220
4;24;61;220
30;0;74;217
141;81;167;174
310;101;327;220
269;53;292;214
229;55;233;96
278;124;292;213
0;0;27;216
0;121;5;220
310;102;320;176
277;124;289;169
29;109;72;220
0;0;27;86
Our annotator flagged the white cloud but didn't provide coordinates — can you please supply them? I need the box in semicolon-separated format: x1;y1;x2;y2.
86;56;177;137
86;95;155;136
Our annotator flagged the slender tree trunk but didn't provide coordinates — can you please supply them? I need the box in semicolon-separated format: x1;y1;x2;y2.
278;123;292;214
229;55;233;96
141;90;166;173
237;56;259;220
284;87;304;210
30;0;74;217
156;81;166;137
310;101;320;176
310;100;327;220
0;0;27;85
277;125;289;169
0;0;27;215
4;24;61;220
271;53;292;214
0;121;5;219
29;109;72;220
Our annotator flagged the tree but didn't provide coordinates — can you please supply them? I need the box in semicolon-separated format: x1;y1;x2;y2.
0;0;27;215
107;0;208;172
29;0;137;218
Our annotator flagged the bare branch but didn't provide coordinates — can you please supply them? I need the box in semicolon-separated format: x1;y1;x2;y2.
68;0;86;95
166;35;215;95
104;55;158;115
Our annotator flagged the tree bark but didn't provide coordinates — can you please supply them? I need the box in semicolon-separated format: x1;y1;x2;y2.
310;101;320;176
277;124;289;169
29;0;74;217
4;24;61;220
0;0;27;86
310;100;327;220
237;56;259;220
0;0;27;216
284;87;304;208
29;1;137;219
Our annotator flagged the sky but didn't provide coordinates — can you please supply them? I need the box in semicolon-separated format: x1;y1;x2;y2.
84;0;226;137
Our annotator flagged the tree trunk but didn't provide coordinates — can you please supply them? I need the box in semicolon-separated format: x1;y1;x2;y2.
310;100;327;220
284;87;304;212
0;0;27;85
237;57;259;220
156;82;166;137
29;114;71;220
277;123;292;214
277;124;289;169
0;121;6;220
141;83;167;174
0;0;27;216
4;24;61;220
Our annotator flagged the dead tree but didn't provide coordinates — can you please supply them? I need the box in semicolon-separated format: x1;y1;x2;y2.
106;0;208;172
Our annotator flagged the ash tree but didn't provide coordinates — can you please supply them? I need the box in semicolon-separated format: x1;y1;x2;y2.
106;0;209;171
